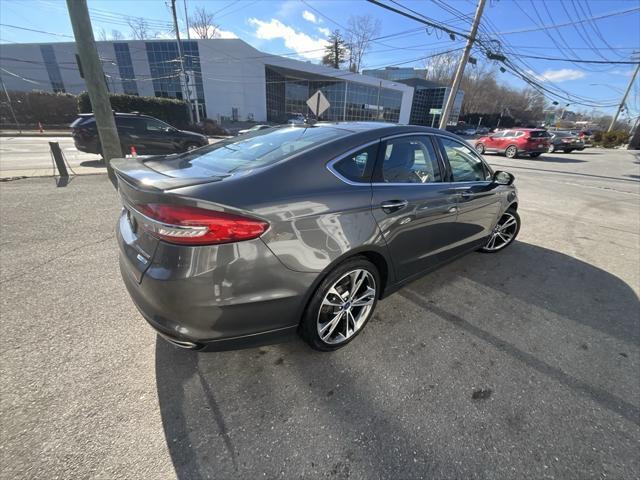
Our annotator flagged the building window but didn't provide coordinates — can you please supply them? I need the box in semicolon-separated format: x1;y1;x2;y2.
113;43;138;95
265;66;402;124
40;45;65;93
145;41;206;117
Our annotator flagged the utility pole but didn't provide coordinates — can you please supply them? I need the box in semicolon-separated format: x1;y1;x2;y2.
439;0;486;129
608;62;639;132
183;0;191;40
170;0;193;123
66;0;121;185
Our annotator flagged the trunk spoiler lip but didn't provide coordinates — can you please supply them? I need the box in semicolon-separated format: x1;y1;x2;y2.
111;157;227;191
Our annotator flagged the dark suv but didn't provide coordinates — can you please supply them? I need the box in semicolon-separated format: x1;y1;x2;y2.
71;113;208;156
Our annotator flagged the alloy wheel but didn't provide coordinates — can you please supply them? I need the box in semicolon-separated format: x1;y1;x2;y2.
317;269;376;345
548;144;555;153
475;143;485;154
505;146;517;158
484;212;518;252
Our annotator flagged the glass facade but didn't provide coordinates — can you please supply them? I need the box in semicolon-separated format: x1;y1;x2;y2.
145;41;206;117
362;67;427;81
403;80;464;127
265;66;402;123
113;43;138;95
39;45;64;93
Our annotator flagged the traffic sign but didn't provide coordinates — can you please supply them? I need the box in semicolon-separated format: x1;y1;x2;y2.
307;90;330;118
429;108;442;115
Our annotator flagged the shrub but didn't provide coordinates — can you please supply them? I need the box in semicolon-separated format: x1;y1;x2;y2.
593;130;629;148
592;130;603;143
0;90;78;128
78;92;190;127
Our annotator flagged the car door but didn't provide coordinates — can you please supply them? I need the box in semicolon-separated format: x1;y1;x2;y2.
484;131;503;152
371;134;460;281
436;136;501;249
140;117;177;154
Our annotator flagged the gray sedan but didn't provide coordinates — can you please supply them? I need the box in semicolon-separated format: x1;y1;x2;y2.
112;123;520;352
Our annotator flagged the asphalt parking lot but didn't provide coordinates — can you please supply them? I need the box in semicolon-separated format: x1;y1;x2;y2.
1;147;639;479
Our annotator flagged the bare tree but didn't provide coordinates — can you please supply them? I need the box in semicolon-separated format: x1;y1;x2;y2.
424;52;459;84
190;6;219;39
127;17;151;40
111;29;124;40
346;15;381;73
98;27;108;41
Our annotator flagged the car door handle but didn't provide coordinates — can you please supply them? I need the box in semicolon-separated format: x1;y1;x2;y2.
381;200;408;213
458;190;474;199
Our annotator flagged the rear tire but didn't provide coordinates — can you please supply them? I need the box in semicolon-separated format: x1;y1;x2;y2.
300;257;380;351
529;152;541;158
475;143;485;154
563;149;572;153
505;145;518;158
548;144;555;153
184;142;201;152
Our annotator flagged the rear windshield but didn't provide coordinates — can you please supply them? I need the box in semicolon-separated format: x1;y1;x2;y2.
146;126;348;178
528;130;550;138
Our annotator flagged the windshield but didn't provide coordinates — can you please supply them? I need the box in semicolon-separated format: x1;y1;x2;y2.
146;126;348;178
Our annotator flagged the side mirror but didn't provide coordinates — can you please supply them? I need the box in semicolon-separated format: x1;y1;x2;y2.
493;170;514;185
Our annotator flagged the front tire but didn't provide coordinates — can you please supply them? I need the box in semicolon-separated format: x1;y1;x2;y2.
475;143;485;154
548;144;556;153
505;145;518;158
479;209;520;253
300;257;379;351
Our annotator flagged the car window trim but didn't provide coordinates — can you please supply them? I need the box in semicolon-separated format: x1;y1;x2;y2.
372;132;446;186
326;140;380;186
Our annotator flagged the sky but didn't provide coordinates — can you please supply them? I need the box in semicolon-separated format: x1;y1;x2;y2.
1;0;639;116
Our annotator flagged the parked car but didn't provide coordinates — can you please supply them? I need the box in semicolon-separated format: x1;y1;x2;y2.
462;128;477;136
112;123;520;352
71;112;208;156
477;127;490;135
548;131;585;153
237;124;271;135
287;114;306;125
474;128;551;158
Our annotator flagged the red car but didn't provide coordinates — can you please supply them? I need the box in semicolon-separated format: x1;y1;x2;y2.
474;128;551;158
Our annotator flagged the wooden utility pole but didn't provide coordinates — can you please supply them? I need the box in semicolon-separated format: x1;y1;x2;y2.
439;0;486;129
66;0;121;185
170;0;193;124
608;62;639;132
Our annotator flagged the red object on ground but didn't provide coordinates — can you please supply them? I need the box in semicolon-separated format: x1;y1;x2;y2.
130;146;137;157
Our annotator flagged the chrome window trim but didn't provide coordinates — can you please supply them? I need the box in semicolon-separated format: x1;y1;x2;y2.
326;140;380;187
326;131;495;187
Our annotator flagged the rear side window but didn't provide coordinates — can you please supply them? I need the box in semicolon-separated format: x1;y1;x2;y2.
332;144;377;183
439;137;491;182
146;126;347;177
117;117;144;132
70;117;95;130
381;136;441;184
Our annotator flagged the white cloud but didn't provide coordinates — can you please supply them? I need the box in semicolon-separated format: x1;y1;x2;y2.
534;68;586;82
611;69;634;77
248;18;328;60
302;10;319;24
317;27;331;37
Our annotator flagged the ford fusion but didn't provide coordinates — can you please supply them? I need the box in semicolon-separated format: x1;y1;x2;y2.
113;123;520;352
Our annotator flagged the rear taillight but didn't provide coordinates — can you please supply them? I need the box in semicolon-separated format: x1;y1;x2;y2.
134;203;268;245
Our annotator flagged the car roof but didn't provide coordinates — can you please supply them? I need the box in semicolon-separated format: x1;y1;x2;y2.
293;121;462;139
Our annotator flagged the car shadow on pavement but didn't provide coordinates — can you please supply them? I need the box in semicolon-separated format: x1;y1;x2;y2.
79;159;106;168
534;155;587;163
155;241;639;479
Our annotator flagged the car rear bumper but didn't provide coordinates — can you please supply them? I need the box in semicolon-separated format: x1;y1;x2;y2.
117;221;318;350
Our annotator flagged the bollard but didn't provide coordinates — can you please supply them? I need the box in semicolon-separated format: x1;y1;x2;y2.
49;142;69;178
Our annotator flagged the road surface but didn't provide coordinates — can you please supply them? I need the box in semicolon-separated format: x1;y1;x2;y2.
1;148;639;479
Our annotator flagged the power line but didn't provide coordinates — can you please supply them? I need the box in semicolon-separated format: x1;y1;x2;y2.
0;23;74;39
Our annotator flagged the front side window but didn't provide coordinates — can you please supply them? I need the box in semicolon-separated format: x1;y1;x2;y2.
381;136;441;184
144;118;171;132
440;137;491;182
332;144;377;183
